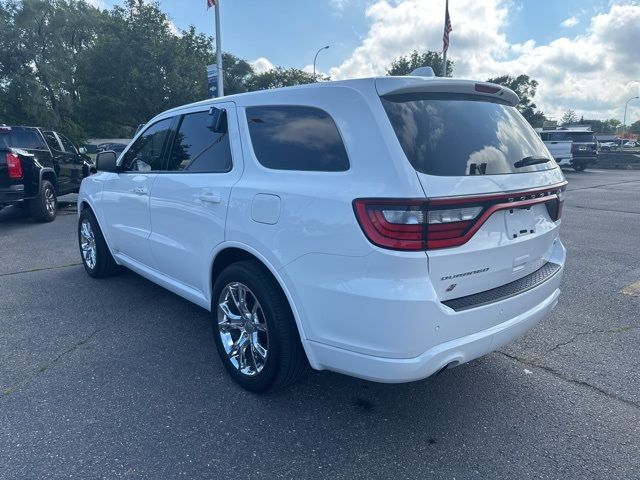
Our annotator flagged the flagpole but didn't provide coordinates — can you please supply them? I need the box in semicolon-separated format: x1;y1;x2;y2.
215;1;224;96
441;0;448;77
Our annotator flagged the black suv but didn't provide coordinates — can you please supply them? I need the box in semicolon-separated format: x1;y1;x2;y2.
0;125;95;221
540;128;598;171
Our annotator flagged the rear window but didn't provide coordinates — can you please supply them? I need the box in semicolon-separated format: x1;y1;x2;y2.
0;127;47;150
381;93;556;176
543;131;596;143
246;106;349;172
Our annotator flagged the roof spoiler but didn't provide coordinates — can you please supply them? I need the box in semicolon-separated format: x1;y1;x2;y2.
375;77;520;106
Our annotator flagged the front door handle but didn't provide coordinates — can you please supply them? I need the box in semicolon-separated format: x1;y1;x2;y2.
199;193;222;204
133;186;148;195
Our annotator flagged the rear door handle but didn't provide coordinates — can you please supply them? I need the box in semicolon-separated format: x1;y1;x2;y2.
199;193;222;204
133;186;148;195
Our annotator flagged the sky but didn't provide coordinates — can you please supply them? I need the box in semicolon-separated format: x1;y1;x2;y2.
91;0;640;123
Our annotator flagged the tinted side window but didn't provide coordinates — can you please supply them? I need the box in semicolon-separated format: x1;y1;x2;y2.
167;111;232;173
58;134;77;154
246;106;349;171
122;118;173;172
43;131;61;151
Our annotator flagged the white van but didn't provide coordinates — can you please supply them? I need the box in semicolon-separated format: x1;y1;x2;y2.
78;74;567;392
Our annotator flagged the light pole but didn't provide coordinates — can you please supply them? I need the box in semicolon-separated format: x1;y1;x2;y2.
622;95;639;143
313;45;330;81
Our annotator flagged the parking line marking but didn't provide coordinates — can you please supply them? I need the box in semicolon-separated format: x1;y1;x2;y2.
621;281;640;297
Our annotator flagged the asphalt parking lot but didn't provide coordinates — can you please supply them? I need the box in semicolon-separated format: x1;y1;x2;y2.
1;169;639;479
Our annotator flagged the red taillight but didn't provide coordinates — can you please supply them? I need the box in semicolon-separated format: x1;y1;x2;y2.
6;153;23;180
354;200;426;250
353;200;482;251
354;185;567;251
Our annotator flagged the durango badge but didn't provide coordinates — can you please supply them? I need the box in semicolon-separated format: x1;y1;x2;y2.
441;268;490;282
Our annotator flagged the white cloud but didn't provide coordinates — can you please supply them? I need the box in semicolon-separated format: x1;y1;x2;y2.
561;16;579;28
329;0;640;121
251;57;276;74
330;0;510;80
85;0;108;8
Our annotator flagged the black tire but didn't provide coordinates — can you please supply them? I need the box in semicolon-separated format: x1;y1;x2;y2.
78;208;120;278
29;179;57;222
573;164;586;172
212;260;308;393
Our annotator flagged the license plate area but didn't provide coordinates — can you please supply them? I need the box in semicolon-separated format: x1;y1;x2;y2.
505;207;535;239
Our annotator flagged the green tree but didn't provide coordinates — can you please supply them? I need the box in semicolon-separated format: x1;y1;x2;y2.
221;52;255;95
576;118;623;133
0;0;102;138
606;118;622;133
246;67;318;91
561;109;578;125
629;120;640;135
387;50;453;77
0;0;229;138
526;111;547;129
485;74;546;127
0;0;330;138
75;0;221;137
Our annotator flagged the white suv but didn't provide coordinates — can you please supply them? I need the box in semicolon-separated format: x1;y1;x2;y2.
78;75;567;392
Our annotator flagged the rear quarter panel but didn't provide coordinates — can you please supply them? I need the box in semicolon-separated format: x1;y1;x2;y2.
227;82;427;270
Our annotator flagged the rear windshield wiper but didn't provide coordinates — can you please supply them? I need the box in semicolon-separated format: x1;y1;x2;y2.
514;156;552;168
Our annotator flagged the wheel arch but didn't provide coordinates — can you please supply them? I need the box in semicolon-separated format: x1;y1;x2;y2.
78;200;119;265
209;244;317;368
40;168;58;194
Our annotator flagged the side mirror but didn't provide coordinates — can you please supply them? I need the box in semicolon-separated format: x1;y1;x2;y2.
78;146;87;154
96;151;118;172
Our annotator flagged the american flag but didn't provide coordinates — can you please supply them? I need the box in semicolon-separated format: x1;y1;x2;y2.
443;2;452;53
207;0;216;7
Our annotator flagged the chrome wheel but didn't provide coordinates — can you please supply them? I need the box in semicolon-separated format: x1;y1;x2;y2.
44;186;56;215
217;282;269;376
80;219;97;270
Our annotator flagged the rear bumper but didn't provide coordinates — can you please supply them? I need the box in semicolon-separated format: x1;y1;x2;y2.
306;286;559;383
285;239;565;383
0;186;26;206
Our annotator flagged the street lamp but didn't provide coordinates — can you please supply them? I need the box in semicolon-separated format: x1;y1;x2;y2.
622;95;639;142
313;45;330;81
